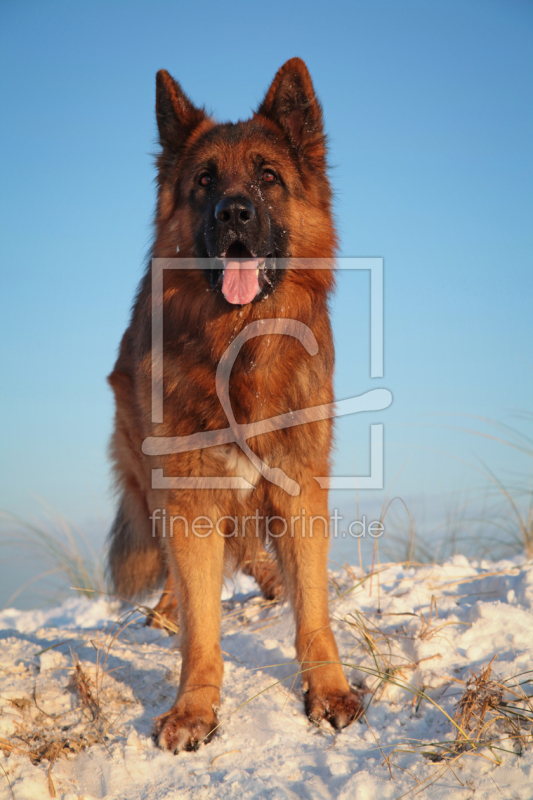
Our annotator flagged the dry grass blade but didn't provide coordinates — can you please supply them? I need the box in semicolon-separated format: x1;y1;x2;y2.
68;654;100;721
0;761;15;800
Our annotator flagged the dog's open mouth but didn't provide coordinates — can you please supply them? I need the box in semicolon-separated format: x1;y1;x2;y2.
217;242;268;305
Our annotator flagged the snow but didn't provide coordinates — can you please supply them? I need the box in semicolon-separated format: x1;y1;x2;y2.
1;557;533;799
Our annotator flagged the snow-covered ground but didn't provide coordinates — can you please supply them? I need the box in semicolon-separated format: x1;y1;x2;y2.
1;556;533;800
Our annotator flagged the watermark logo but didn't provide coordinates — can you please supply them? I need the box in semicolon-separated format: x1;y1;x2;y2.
149;508;385;540
142;258;392;494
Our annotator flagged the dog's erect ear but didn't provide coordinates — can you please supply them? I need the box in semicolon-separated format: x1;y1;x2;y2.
156;70;206;152
257;58;326;170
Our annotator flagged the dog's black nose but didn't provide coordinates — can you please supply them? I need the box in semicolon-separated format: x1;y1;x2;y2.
215;196;256;226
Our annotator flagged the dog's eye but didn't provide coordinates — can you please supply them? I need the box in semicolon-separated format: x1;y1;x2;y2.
262;170;277;183
199;173;212;187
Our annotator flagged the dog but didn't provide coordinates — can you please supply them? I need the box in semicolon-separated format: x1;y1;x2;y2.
107;57;363;753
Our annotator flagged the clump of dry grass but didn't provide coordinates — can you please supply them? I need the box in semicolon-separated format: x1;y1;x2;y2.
0;654;110;797
0;593;183;796
450;659;533;758
0;600;149;797
452;657;503;749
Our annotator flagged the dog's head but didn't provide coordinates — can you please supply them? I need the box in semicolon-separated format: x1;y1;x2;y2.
153;58;336;305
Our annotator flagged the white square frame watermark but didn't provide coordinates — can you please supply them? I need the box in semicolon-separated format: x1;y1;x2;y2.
142;258;391;492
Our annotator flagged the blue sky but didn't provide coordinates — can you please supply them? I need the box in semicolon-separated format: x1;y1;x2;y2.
1;0;532;602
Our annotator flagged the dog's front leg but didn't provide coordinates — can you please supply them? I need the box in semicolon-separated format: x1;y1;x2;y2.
152;501;224;753
270;483;364;730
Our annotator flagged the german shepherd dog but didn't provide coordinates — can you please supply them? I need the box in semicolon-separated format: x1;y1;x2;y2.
107;58;363;752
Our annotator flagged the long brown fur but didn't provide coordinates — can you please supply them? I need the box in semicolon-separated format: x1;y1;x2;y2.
107;58;363;752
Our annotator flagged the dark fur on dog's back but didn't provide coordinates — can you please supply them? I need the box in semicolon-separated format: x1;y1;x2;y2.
107;58;362;752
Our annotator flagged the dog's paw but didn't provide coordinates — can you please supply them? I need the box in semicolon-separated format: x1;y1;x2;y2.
144;605;179;634
305;688;364;730
152;706;218;753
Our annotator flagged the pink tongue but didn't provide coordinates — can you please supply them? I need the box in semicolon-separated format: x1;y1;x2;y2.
222;258;260;305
